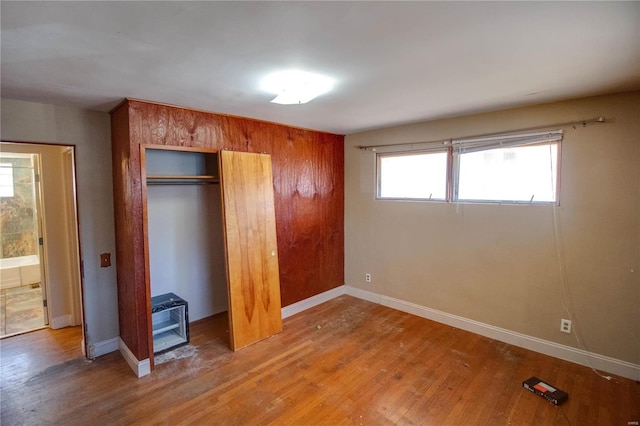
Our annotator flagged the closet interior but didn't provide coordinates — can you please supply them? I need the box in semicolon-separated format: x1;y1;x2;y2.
143;147;228;354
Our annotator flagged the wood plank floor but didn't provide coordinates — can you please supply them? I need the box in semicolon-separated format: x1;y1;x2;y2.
1;295;638;425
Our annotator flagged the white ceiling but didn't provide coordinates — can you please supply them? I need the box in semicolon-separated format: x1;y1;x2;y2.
2;1;639;135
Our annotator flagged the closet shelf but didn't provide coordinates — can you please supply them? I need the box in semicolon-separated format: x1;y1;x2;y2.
147;175;219;185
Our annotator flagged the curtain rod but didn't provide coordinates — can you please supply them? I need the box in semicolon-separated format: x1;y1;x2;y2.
357;116;605;151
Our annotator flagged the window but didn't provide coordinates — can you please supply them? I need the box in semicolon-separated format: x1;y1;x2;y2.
378;151;448;200
376;130;561;205
455;143;558;203
0;163;14;197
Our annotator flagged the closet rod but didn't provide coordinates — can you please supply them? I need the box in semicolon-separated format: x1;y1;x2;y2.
147;181;219;186
357;116;605;151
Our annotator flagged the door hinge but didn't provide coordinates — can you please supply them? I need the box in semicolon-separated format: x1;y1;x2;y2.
80;260;84;280
43;299;47;308
35;173;40;183
39;237;44;245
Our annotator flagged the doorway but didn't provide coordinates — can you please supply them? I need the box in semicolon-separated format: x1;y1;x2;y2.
0;152;47;336
0;142;84;348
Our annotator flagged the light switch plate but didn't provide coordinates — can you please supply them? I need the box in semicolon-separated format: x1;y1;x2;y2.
100;253;111;267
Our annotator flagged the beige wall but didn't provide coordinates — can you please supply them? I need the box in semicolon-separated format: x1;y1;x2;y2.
1;99;117;348
345;91;640;365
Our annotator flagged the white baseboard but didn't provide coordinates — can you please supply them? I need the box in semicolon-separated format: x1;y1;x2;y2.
87;337;118;358
50;314;73;329
345;286;639;381
282;285;347;319
118;338;151;378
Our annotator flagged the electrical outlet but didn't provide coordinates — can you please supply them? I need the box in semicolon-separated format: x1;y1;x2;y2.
365;273;372;283
560;319;571;334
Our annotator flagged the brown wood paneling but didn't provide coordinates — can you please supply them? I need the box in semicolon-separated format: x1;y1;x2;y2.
271;130;344;305
126;99;344;306
111;103;148;360
220;151;282;350
111;98;344;363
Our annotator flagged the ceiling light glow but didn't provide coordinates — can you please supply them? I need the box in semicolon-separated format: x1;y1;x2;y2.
261;70;333;105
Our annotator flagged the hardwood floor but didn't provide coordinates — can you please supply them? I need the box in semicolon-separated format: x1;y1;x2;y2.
1;295;638;425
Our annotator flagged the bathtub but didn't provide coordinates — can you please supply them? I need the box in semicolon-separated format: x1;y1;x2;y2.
0;255;41;290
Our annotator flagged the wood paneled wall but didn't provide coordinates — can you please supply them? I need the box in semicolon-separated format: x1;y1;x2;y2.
111;99;344;362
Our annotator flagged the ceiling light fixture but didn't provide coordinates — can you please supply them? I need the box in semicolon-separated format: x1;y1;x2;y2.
261;70;334;105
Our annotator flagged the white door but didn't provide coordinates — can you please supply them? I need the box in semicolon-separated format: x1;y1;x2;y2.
33;155;49;326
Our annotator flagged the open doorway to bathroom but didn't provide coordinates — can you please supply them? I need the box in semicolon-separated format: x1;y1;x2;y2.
0;142;84;346
0;152;47;336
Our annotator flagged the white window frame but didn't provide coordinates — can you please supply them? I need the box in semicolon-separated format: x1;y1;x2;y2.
375;130;562;205
0;163;15;197
376;146;450;202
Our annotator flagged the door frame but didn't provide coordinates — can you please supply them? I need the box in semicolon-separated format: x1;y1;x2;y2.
0;141;87;355
140;144;221;369
61;147;84;331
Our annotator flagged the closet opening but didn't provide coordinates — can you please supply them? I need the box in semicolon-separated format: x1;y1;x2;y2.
142;147;229;361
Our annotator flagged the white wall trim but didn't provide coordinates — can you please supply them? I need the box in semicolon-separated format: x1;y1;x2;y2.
50;314;73;329
118;338;151;378
282;285;347;319
87;337;118;358
345;286;639;381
